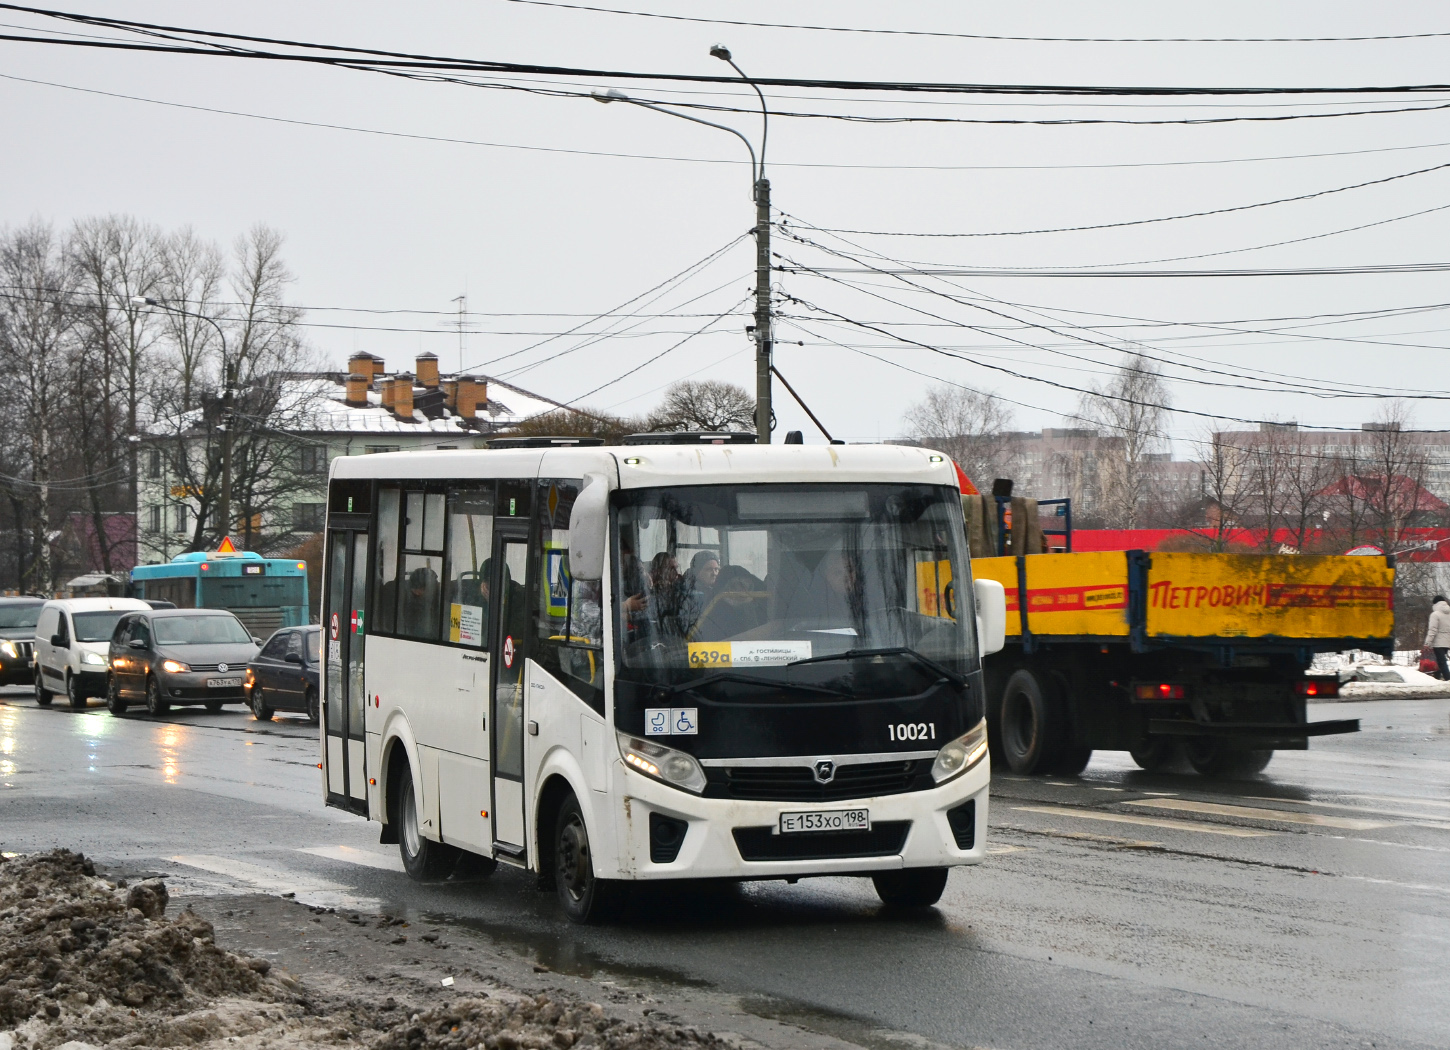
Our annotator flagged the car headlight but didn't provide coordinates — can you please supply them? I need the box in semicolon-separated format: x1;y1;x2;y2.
161;659;191;674
616;732;707;795
0;641;17;660
931;717;989;784
80;650;107;667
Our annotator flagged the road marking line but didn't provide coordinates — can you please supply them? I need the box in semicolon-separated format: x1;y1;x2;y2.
1126;798;1392;830
1241;795;1450;827
1350;794;1450;810
985;844;1032;855
297;844;405;873
1013;805;1274;838
170;854;379;909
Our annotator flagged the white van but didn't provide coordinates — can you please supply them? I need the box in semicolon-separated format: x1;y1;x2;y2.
33;597;150;709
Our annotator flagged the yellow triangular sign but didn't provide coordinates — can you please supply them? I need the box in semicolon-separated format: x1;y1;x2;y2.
216;536;238;553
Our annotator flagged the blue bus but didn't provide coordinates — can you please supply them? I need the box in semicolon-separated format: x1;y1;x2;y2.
131;550;310;637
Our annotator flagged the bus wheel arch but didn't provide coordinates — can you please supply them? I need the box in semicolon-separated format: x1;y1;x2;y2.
534;773;578;891
379;736;414;845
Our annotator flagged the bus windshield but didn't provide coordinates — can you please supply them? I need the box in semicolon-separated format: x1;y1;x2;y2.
613;483;973;684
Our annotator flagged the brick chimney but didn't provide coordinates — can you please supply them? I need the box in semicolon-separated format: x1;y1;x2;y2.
453;375;482;419
345;372;369;406
379;374;397;411
347;352;374;386
415;352;439;389
392;373;415;420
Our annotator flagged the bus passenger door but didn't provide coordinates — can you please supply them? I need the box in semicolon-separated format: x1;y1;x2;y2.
490;532;530;856
324;528;369;814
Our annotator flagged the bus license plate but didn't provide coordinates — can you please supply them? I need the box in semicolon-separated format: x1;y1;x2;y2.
779;809;870;834
207;677;242;689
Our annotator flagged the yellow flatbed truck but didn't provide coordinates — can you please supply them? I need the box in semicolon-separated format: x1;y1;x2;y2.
971;548;1395;775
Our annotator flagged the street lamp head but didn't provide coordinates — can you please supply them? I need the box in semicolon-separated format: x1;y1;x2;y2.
592;88;628;103
709;44;732;61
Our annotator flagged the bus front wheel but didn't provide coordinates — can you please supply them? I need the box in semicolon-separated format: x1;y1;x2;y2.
554;792;620;924
397;765;458;881
873;867;949;909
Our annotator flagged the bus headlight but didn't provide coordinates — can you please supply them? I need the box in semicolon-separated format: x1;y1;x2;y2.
161;659;191;674
931;718;988;784
0;641;17;660
80;651;107;667
616;732;707;795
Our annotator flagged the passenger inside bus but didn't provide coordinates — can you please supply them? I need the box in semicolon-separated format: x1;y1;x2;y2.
400;566;441;638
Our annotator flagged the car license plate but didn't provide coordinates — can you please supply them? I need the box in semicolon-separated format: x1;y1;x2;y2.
778;808;870;834
207;677;242;689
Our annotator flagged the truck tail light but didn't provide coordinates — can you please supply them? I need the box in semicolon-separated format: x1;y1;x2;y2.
1134;683;1186;700
1295;678;1339;698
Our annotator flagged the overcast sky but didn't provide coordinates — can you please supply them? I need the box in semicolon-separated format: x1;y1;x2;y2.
5;1;1450;447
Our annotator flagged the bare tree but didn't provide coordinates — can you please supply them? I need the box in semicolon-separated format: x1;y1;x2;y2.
156;226;226;410
0;222;80;589
646;380;755;432
1190;431;1250;552
1074;354;1168;529
902;384;1015;489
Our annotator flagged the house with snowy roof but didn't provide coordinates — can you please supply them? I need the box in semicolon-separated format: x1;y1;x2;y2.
135;351;566;562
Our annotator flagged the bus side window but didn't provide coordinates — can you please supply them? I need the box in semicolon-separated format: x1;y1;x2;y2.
397;490;446;640
533;480;602;713
443;485;495;648
374;487;401;635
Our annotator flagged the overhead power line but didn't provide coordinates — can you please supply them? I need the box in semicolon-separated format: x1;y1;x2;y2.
500;1;1450;45
776;262;1450;279
7;5;1450;96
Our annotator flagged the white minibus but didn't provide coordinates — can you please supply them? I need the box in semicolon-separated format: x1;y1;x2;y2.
320;437;1006;921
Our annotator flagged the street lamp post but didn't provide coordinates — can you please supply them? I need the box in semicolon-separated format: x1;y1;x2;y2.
132;296;234;545
594;44;773;443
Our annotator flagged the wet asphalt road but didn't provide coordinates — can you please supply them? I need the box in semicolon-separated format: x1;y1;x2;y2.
1;687;1447;1050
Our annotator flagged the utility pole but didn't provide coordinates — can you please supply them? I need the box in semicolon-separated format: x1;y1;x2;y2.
218;360;235;545
595;44;773;442
753;176;772;444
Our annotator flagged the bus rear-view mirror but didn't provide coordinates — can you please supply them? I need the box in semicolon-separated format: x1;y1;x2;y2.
569;471;612;581
974;578;1006;657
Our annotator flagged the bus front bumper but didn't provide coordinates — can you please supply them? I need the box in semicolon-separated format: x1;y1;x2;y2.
605;754;989;881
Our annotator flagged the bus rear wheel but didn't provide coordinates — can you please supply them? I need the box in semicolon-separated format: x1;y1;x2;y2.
397;765;458;880
873;867;949;909
554;792;620;924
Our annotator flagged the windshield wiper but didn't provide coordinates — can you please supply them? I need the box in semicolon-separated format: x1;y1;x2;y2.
657;670;850;699
787;646;967;688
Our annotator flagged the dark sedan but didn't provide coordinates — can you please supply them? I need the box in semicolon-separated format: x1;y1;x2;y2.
106;609;261;717
244;625;320;723
0;598;43;685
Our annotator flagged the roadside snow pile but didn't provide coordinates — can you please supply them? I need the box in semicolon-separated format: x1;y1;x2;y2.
0;849;285;1049
372;994;728;1050
1;851;730;1050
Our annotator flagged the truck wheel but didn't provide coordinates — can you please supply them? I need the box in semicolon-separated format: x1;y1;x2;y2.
1184;739;1273;776
1129;738;1184;773
554;792;621;924
397;764;459;880
1048;746;1093;776
873;867;949;909
66;672;87;710
999;668;1066;775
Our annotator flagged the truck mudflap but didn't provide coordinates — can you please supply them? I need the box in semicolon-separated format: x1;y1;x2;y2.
1148;718;1359;746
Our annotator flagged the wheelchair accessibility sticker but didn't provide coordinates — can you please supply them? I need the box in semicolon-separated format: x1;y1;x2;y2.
645;707;698;736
